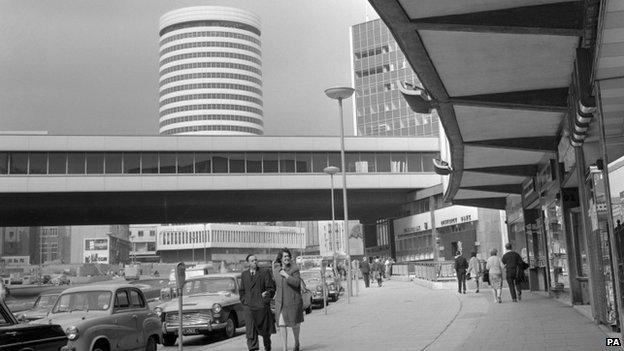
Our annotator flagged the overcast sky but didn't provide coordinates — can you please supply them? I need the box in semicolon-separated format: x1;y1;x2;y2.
0;0;378;136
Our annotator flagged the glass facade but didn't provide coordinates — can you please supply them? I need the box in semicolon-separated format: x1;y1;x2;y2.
351;19;439;137
0;151;439;176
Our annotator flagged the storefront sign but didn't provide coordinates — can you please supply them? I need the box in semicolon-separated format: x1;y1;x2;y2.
435;206;479;228
393;212;431;235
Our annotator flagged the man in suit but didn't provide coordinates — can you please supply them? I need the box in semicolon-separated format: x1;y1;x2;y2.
239;254;276;351
454;251;468;294
360;256;371;288
502;243;524;302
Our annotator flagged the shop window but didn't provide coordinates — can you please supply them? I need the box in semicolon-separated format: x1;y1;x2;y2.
246;153;262;173
312;153;327;173
123;153;140;174
279;153;295;173
212;153;228;173
142;153;158;174
229;153;245;173
9;152;28;174
296;153;311;173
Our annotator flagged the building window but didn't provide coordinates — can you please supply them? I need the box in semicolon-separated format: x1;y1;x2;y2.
138;231;144;237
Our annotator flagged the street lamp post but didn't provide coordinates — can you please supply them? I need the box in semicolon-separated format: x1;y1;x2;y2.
323;166;340;284
324;86;355;303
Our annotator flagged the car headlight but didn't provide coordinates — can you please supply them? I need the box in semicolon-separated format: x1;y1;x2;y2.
66;326;79;340
154;307;163;317
212;303;222;314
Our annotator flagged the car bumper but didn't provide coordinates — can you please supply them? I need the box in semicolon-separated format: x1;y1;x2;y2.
163;321;228;335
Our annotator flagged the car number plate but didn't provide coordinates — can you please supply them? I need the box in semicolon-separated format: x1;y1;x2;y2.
183;328;198;335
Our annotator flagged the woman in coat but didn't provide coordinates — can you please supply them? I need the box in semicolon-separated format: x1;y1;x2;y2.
273;248;304;351
467;251;480;293
486;248;505;303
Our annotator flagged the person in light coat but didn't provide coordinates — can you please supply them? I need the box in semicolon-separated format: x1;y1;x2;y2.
486;248;505;303
467;251;480;293
273;248;304;351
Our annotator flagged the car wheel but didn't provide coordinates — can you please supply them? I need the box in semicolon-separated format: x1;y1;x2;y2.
305;306;312;314
145;336;157;351
162;333;177;347
223;314;236;339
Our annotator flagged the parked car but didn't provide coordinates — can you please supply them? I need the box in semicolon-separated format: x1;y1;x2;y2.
154;273;244;347
129;279;169;303
50;274;70;286
0;297;67;350
33;283;162;351
300;270;329;307
14;293;60;322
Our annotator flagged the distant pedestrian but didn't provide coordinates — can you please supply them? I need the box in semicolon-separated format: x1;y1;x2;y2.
467;251;480;293
486;248;505;303
273;248;303;351
454;251;468;294
502;243;526;302
360;257;371;288
385;258;392;280
240;254;275;351
372;257;383;287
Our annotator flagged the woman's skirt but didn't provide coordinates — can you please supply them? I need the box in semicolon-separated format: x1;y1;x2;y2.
489;272;503;288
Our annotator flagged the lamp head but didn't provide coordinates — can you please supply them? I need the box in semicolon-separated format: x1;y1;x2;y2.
323;166;340;175
324;87;355;100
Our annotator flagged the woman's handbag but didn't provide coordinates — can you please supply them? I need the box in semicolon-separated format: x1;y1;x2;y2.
482;269;490;284
466;272;472;280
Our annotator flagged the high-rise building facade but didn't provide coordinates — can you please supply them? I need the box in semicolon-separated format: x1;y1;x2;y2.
158;6;263;135
351;19;439;137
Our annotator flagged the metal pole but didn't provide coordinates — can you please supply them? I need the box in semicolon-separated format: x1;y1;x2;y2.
192;232;195;263
330;174;338;283
338;97;352;303
177;287;183;351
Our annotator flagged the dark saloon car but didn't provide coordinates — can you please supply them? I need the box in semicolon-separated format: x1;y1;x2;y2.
0;298;67;350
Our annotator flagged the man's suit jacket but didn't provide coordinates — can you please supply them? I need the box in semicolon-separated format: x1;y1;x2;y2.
239;268;275;309
360;260;370;273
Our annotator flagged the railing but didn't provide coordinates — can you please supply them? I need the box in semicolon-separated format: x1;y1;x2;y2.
393;261;457;281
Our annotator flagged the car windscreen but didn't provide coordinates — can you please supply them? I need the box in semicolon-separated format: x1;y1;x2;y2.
184;278;236;295
52;291;112;313
35;295;58;308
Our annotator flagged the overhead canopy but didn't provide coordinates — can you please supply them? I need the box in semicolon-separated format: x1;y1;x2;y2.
370;0;601;209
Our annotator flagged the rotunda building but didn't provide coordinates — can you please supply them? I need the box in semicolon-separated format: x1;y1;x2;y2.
158;6;263;135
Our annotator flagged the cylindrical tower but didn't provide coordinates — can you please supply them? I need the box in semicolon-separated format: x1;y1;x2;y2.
158;6;263;135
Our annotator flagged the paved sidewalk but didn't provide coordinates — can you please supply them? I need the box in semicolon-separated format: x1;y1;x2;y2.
158;279;613;351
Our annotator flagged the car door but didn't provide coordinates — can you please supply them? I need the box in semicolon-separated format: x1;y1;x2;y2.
0;299;67;351
127;288;148;348
113;289;138;351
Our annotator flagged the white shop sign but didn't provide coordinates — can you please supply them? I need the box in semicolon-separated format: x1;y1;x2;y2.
393;212;431;235
435;206;479;228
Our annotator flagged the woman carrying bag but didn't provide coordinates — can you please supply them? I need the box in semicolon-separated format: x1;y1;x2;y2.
273;248;304;351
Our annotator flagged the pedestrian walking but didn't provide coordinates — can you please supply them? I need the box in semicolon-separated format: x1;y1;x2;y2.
466;251;480;293
502;243;526;302
454;251;468;294
486;248;505;303
360;256;371;288
273;248;304;351
385;257;393;280
373;257;383;287
240;254;276;351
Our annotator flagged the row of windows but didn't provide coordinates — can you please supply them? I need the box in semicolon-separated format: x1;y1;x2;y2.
159;93;263;108
160;61;261;77
160;30;260;46
160;41;261;57
160;51;261;66
160;103;263;117
359;123;440;138
161;125;262;135
160;20;261;37
396;233;432;253
159;114;263;128
355;61;408;79
0;151;439;175
160;230;301;246
160;82;262;97
354;45;389;59
160;72;262;87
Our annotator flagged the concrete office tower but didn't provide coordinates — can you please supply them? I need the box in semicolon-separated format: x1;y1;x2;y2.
351;19;439;137
158;6;263;135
